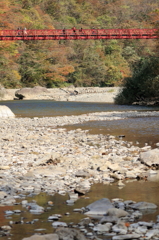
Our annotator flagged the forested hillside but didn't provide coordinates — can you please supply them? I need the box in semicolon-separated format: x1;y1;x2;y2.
0;0;158;89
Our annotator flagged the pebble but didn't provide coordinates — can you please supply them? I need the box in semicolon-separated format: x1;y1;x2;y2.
0;112;159;240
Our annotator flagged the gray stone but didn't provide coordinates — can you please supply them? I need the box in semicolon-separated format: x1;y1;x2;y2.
112;220;127;234
5;210;14;215
140;149;159;167
1;225;12;231
55;227;87;240
52;222;68;228
75;180;91;195
156;215;159;223
106;208;129;218
48;215;59;221
78;217;92;226
134;226;147;234
68;192;78;200
132;211;143;219
22;234;59;240
66;199;75;205
130;201;157;210
145;229;159;239
85;198;114;216
138;221;154;227
93;223;112;232
100;216;118;224
26;202;44;213
112;233;141;239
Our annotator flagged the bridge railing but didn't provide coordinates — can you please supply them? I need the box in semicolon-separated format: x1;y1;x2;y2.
0;29;158;39
0;28;158;35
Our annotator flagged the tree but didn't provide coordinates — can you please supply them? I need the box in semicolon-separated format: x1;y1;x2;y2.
115;57;159;104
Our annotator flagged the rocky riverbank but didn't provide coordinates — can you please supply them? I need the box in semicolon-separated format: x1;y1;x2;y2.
0;86;120;102
1;112;159;239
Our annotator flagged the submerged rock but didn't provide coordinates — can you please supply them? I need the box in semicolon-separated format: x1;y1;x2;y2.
129;201;157;210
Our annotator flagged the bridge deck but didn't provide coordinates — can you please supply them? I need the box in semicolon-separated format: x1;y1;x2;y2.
0;29;158;40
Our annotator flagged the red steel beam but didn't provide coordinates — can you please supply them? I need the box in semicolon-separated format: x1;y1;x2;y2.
0;29;158;40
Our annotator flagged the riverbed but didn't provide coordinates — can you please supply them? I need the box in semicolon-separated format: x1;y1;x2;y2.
2;100;159;147
0;100;159;240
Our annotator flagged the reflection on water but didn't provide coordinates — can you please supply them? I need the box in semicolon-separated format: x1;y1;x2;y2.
2;180;159;240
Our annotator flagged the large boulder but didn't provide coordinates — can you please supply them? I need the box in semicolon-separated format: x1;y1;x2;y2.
84;198;114;216
15;86;50;100
140;149;159;168
0;105;15;118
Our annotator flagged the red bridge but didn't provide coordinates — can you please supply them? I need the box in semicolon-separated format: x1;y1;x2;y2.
0;28;158;41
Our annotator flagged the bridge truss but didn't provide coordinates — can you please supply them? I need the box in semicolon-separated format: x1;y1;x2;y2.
0;29;158;41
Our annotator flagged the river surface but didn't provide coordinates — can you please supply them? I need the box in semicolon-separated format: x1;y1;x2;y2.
1;100;159;239
1;100;159;118
1;100;159;147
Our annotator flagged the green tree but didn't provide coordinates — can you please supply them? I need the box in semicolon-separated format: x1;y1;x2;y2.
18;50;44;86
115;57;159;104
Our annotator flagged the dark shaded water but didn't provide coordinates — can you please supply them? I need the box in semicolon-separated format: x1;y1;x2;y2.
0;100;159;239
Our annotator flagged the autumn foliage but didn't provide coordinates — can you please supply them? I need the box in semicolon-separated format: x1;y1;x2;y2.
0;0;158;88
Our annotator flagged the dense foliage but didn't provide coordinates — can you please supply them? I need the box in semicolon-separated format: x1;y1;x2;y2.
0;0;158;91
115;57;159;104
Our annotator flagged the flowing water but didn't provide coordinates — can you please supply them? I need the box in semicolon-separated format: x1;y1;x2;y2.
2;100;159;147
1;100;159;118
0;100;159;239
65;116;159;148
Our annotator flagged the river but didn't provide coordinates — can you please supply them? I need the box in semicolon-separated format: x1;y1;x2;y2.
2;100;159;147
0;100;159;240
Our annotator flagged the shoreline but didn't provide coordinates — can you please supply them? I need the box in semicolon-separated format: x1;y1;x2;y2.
0;87;120;102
